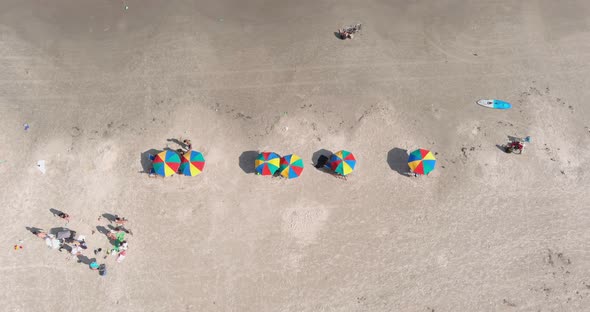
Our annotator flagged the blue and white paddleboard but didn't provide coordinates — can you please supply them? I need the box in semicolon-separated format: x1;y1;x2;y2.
477;99;512;110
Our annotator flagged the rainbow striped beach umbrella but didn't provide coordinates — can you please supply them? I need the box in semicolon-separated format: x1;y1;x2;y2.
179;150;205;177
408;149;436;175
153;150;181;177
255;152;280;176
279;154;304;179
327;150;356;176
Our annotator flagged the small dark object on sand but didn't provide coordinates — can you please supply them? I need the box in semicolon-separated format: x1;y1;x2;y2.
315;155;330;168
99;264;107;276
337;23;362;40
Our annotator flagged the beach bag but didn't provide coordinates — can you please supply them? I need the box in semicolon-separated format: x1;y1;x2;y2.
315;155;329;168
99;264;107;276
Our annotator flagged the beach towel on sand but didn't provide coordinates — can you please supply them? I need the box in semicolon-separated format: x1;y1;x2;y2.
116;232;125;242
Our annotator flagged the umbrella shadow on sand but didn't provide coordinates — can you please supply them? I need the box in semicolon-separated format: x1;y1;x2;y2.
25;226;44;234
312;149;333;174
140;149;161;173
239;151;259;174
387;148;410;176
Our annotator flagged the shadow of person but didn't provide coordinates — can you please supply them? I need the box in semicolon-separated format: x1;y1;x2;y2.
140;149;161;173
238;151;259;174
96;226;116;246
507;135;520;142
167;138;189;150
96;225;110;236
25;226;44;234
60;244;72;253
102;213;117;223
496;144;507;153
49;208;64;217
334;31;344;40
76;255;94;265
387;148;409;176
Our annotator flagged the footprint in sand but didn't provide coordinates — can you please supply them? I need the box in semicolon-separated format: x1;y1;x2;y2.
282;203;329;245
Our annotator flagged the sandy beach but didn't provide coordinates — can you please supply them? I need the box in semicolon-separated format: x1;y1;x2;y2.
1;0;590;311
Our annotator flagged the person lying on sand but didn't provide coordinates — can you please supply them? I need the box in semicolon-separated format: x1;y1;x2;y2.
338;29;353;39
183;139;192;151
58;212;71;222
114;216;128;226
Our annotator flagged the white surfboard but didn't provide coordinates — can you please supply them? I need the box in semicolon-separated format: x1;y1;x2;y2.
477;99;512;110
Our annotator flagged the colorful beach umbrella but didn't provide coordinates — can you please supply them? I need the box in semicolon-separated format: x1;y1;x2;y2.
408;149;436;175
328;150;356;176
179;150;205;177
255;152;280;175
152;150;181;177
279;154;304;179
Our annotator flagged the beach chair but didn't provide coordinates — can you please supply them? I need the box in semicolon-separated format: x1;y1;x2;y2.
315;155;330;169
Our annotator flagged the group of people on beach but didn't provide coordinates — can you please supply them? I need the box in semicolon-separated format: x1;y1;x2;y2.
29;210;133;276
